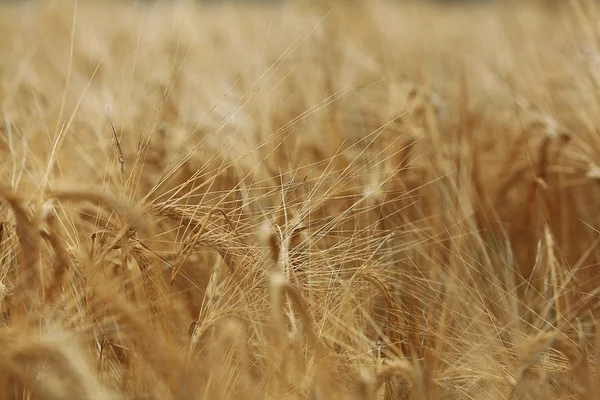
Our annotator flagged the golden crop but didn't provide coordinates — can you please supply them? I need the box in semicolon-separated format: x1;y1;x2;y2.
0;0;598;398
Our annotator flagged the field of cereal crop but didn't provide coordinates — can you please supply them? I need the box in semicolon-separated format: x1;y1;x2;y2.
0;0;598;398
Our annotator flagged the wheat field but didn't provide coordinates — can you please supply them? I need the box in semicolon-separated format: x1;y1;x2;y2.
1;0;600;398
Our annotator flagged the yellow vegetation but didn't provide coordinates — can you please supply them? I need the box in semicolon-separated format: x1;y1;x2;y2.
1;0;599;398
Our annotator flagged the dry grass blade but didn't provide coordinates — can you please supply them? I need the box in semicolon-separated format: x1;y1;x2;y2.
107;107;125;178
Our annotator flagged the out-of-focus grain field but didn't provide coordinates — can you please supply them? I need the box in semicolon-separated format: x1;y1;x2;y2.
1;0;600;398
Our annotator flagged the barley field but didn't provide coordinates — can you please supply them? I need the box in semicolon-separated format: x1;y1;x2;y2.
0;0;599;399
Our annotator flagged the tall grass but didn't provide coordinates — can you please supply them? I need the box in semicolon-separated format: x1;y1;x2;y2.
1;0;600;398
